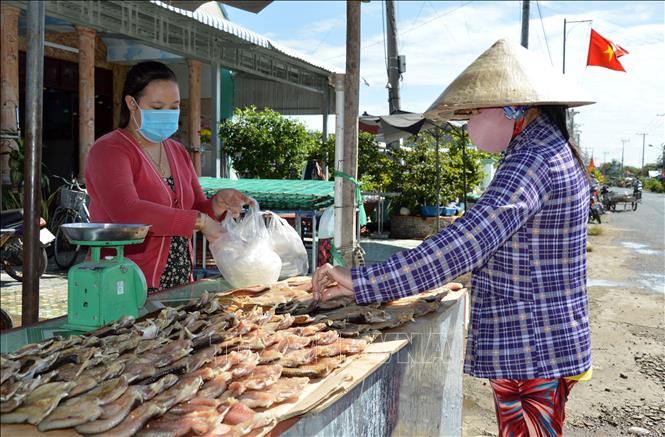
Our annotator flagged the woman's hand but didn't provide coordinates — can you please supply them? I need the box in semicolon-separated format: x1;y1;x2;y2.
197;213;223;241
212;189;255;218
312;263;353;301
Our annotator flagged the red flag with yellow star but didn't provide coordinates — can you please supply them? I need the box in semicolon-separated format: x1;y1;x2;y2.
587;29;628;72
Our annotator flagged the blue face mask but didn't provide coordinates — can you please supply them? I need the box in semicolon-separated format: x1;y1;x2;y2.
132;98;180;143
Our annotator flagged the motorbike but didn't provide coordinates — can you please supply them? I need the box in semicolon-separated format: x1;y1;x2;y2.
0;209;55;282
633;180;643;201
589;190;603;224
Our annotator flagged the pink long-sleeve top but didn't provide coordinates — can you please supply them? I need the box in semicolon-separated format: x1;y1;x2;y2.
85;129;215;288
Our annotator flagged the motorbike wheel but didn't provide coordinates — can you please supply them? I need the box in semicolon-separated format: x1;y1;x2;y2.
632;202;638;211
0;308;13;331
54;211;83;269
2;238;48;282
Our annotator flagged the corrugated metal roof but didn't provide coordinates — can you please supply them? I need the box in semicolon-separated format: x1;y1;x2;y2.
152;1;340;74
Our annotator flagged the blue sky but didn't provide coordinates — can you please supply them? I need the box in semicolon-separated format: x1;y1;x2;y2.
226;1;664;168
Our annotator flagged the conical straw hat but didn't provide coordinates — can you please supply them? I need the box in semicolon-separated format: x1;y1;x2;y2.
425;39;595;121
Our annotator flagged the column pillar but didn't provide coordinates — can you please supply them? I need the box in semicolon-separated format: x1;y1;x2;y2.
77;26;95;180
0;5;21;184
188;59;202;176
112;63;129;129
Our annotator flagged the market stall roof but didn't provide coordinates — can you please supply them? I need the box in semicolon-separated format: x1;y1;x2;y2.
168;0;273;14
199;177;334;210
6;0;337;95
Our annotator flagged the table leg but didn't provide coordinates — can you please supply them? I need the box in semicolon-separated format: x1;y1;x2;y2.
311;212;318;273
202;237;208;278
192;231;198;279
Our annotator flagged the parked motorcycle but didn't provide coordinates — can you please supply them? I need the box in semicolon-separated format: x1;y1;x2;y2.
0;209;55;281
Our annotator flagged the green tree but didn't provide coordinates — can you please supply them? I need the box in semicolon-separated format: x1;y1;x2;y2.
219;106;319;179
311;131;393;192
389;130;489;212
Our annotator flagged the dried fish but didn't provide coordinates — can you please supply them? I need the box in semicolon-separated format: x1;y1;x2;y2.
137;399;230;437
225;364;283;397
258;348;283;365
75;374;178;435
39;376;130;431
0;357;21;384
309;330;339;346
0;381;75;425
282;356;346;379
239;377;309;409
93;376;202;437
0;372;55;412
204;403;274;437
198;371;233;399
7;337;58;360
16;352;59;380
314;338;367;358
277;348;318;368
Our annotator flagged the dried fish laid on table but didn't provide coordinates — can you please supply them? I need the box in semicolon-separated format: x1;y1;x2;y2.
224;364;283;397
239;376;309;409
0;381;75;425
38;375;130;431
75;374;179;435
0;371;57;413
277;348;318;368
315;338;368;358
137;399;233;437
0;356;21;384
202;402;275;437
91;376;203;437
281;356;347;379
243;287;311;307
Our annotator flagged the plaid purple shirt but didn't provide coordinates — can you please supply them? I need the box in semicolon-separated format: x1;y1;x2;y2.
352;115;592;379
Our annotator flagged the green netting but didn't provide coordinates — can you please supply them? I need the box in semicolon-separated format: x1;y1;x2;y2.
199;177;335;210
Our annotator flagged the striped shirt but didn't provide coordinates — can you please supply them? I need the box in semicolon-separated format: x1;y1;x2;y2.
352;115;592;379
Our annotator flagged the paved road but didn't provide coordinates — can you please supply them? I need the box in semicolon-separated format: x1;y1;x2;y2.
601;190;665;293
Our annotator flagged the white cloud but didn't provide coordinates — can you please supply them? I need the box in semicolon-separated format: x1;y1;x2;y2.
280;1;664;167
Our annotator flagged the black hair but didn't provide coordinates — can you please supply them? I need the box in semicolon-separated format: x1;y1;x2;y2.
539;105;588;176
118;61;178;128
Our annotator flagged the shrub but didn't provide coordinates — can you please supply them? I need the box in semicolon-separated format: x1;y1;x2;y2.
641;177;664;193
219;106;319;179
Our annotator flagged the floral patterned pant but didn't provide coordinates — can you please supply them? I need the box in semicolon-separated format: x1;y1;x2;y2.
490;378;577;437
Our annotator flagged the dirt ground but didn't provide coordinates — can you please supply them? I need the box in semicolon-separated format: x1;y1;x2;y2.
461;221;665;436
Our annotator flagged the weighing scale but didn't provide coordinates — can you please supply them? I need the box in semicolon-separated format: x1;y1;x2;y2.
60;223;150;331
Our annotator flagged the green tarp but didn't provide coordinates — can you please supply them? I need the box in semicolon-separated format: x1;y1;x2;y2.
198;177;334;210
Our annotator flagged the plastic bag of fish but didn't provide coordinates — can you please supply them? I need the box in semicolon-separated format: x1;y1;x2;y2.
210;203;282;288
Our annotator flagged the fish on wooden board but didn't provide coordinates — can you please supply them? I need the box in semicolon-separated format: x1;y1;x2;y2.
0;381;75;425
281;356;346;379
238;377;309;409
74;374;178;435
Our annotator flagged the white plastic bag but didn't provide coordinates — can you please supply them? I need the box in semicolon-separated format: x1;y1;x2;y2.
265;211;309;279
318;206;335;239
209;204;282;288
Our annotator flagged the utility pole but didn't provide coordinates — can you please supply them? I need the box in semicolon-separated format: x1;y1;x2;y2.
22;0;45;326
385;0;401;114
521;0;530;48
602;151;608;164
620;138;630;173
340;0;361;266
636;132;648;171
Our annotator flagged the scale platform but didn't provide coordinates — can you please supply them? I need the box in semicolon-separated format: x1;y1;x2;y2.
60;223;151;332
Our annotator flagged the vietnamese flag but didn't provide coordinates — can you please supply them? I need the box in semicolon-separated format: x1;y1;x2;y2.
587;29;629;72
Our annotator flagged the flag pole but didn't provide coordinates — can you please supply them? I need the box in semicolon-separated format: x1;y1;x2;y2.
562;18;592;139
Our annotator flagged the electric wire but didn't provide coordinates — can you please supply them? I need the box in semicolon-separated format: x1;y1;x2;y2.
323;1;473;61
536;0;554;66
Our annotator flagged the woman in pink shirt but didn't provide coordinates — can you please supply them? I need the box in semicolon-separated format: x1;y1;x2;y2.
85;61;252;293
